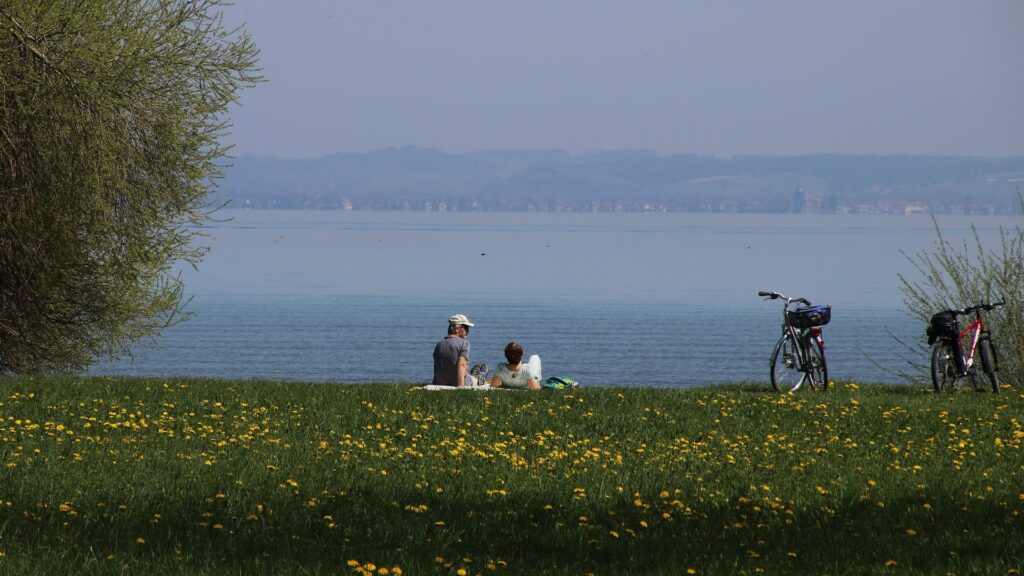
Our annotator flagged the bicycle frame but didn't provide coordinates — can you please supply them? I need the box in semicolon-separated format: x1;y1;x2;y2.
760;290;828;390
953;317;984;374
778;298;824;350
781;307;825;373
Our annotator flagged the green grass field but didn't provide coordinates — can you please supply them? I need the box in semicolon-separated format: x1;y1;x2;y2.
0;376;1021;575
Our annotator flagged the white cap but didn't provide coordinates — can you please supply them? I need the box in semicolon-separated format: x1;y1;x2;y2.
448;313;475;327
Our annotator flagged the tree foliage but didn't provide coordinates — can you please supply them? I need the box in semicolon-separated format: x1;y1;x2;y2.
898;191;1024;387
0;0;260;373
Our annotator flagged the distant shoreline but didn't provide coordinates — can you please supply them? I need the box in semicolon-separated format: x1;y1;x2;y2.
211;148;1024;215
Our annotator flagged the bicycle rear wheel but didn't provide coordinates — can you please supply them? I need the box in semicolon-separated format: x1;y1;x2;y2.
806;340;828;390
771;333;805;392
931;341;958;393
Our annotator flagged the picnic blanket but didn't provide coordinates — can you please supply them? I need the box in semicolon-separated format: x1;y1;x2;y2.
420;384;510;391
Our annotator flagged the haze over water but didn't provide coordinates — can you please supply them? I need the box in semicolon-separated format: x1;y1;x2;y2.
93;210;1019;387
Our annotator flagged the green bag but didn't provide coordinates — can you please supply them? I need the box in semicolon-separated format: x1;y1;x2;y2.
543;376;580;389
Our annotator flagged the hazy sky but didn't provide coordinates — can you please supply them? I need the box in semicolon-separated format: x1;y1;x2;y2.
221;1;1024;159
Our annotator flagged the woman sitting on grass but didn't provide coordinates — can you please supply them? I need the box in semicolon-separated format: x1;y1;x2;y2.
490;342;542;390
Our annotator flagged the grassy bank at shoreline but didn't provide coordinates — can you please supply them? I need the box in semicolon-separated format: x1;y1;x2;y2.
0;376;1021;575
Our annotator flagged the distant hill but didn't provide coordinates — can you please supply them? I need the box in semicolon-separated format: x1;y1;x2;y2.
212;147;1024;214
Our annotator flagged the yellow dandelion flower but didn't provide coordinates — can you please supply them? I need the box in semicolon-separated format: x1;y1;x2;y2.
457;569;467;576
885;560;897;567
135;537;145;544
905;528;917;536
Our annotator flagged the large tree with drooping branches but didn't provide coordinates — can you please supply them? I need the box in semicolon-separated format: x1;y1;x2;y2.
0;0;260;373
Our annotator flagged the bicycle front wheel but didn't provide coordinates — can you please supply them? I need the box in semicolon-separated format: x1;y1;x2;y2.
806;340;828;390
979;339;999;393
931;341;958;393
771;333;805;392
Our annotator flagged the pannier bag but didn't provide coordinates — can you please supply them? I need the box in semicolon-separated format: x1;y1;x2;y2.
787;305;831;328
927;311;959;345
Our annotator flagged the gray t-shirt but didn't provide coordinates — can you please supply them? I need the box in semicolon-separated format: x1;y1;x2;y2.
494;362;533;390
432;335;471;386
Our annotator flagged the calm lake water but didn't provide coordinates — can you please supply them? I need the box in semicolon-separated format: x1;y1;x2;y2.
91;210;1020;387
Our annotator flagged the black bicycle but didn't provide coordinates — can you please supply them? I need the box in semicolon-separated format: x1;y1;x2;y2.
927;301;1004;393
759;291;831;391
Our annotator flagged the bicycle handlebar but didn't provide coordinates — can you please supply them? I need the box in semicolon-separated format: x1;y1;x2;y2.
757;291;812;306
948;300;1006;316
964;301;1005;314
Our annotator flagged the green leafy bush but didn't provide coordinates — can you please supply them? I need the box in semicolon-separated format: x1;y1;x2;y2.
899;191;1023;388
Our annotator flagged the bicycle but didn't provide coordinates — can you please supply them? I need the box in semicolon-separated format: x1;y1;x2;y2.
927;301;1004;393
758;291;831;391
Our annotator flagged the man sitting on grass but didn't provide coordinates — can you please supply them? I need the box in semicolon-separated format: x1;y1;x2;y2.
432;313;483;387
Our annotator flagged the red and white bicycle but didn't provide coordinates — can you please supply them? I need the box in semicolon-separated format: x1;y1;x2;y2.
927;301;1005;393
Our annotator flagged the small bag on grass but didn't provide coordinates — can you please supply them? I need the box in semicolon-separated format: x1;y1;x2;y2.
543;376;580;389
